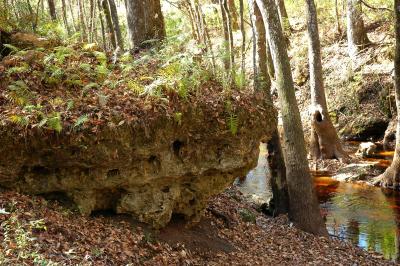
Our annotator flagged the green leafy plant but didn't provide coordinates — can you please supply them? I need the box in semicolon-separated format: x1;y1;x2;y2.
227;114;239;135
7;80;32;106
74;114;89;129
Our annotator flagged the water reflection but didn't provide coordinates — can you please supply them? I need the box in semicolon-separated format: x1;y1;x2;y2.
237;143;400;261
315;176;400;260
235;144;272;204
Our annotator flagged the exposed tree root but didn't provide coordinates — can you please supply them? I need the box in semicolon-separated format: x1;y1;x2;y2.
373;164;400;189
310;106;350;163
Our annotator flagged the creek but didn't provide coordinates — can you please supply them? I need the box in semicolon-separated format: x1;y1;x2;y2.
235;143;400;261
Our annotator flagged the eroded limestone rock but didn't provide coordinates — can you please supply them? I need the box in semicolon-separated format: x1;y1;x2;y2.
0;101;275;228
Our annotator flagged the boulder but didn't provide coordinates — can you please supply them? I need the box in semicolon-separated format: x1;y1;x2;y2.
332;163;375;182
339;115;388;141
0;98;275;228
356;142;378;158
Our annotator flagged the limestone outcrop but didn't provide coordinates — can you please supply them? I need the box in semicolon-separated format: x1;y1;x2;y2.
0;96;275;228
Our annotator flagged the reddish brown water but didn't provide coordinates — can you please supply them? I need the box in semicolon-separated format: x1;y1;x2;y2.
237;144;400;261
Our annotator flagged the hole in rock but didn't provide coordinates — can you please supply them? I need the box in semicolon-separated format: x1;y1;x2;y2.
161;186;170;193
315;111;323;122
40;191;75;209
31;165;51;175
107;169;120;178
172;140;184;157
189;199;196;206
148;155;158;163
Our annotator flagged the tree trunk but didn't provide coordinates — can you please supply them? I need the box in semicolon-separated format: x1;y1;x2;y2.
248;0;288;215
374;0;400;189
78;0;88;41
102;0;117;49
227;0;239;30
220;0;235;78
275;0;291;32
125;0;166;49
239;0;245;76
305;0;348;161
220;0;230;70
47;0;57;21
61;0;71;35
97;0;107;50
346;0;369;58
108;0;124;50
69;0;78;32
255;0;327;236
335;0;342;36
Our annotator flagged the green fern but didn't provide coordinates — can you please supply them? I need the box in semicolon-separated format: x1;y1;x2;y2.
93;51;107;66
9;115;29;126
79;63;92;73
173;112;183;125
228;114;239;135
74;114;89;129
127;80;144;95
7;80;32;105
3;43;19;54
96;65;109;79
47;112;62;133
53;46;73;64
6;63;30;75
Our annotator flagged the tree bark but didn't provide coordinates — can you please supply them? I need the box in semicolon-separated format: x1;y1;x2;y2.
220;0;235;78
275;0;291;32
97;0;107;50
47;0;57;21
78;0;88;41
102;0;117;49
346;0;370;58
228;0;239;30
108;0;124;50
69;0;78;32
239;0;245;76
248;0;288;215
305;0;348;161
125;0;166;49
374;0;400;189
220;0;231;70
61;0;71;35
255;0;327;235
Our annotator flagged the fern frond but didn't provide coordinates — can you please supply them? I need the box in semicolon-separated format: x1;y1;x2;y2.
228;114;239;135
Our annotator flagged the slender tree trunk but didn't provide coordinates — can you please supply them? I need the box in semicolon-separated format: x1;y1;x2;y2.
26;0;37;32
346;0;370;58
125;0;166;49
108;0;124;50
306;0;348;161
78;0;88;41
249;0;288;215
97;0;107;50
335;0;342;36
69;0;78;32
220;0;231;70
88;0;95;42
221;0;235;77
374;0;400;189
239;0;245;76
47;0;57;21
228;0;239;30
102;0;117;49
275;0;291;32
61;0;71;35
255;0;327;235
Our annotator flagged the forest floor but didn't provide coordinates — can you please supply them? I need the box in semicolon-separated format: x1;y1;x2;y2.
0;187;394;265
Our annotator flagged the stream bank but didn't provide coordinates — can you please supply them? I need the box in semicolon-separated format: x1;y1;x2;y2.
236;141;400;261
